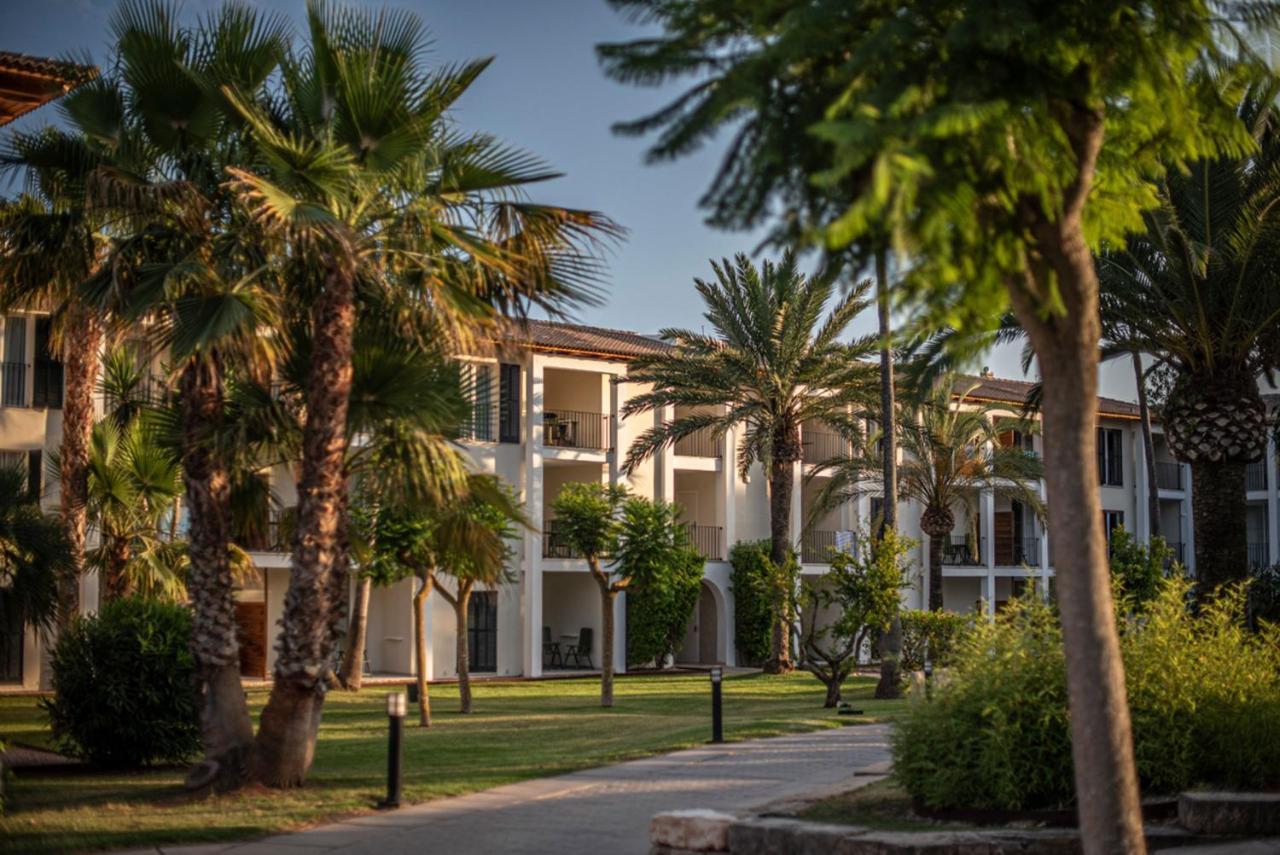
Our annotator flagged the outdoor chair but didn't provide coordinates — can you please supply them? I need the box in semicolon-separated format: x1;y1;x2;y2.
542;626;563;668
566;627;594;668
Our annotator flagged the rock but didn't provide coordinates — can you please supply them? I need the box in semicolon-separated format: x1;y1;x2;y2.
651;810;737;852
1179;792;1280;836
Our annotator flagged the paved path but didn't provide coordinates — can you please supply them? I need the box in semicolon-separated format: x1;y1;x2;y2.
157;725;891;855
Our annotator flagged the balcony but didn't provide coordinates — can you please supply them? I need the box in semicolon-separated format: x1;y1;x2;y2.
1246;461;1268;492
673;427;721;458
543;409;610;451
996;537;1041;567
1249;542;1270;569
800;529;856;564
942;535;983;566
236;508;290;552
801;429;848;464
1155;461;1183;491
683;523;723;561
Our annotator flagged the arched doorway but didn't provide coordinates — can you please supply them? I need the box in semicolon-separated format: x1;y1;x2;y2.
677;580;721;665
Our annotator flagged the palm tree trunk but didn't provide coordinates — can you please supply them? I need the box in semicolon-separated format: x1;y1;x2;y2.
179;355;254;792
253;267;357;788
414;574;432;727
102;535;132;603
339;576;372;691
927;529;946;611
455;581;473;714
1191;461;1248;591
1133;352;1160;541
1011;105;1146;851
590;560;616;707
56;308;100;629
874;247;903;700
765;451;796;674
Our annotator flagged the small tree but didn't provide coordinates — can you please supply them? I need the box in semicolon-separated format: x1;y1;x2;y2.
1108;529;1174;612
801;528;912;707
617;498;704;668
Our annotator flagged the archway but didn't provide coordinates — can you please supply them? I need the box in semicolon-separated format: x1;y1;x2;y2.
677;580;722;665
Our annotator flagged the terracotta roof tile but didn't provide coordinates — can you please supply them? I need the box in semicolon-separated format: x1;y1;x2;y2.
0;52;97;127
519;319;670;360
955;374;1141;419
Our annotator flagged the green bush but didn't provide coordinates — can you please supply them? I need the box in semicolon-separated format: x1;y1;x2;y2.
893;579;1280;810
42;597;200;768
1249;563;1280;629
626;549;704;667
899;609;972;672
729;540;774;666
1108;528;1172;609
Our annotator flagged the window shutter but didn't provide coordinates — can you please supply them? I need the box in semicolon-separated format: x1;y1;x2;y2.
499;364;521;443
26;450;41;499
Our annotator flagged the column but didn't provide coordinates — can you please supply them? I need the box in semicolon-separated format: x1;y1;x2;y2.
1267;437;1279;565
655;404;675;502
1134;428;1151;543
719;425;735;560
790;461;803;558
1038;479;1050;599
522;357;545;678
613;591;627;674
605;373;620;485
981;488;996;569
985;573;997;620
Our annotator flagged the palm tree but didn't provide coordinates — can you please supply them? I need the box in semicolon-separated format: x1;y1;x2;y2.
813;379;1045;611
0;119;107;630
225;1;617;786
0;465;71;638
622;252;877;673
1097;84;1280;590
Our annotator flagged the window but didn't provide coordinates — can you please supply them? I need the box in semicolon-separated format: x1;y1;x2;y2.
460;362;495;442
1097;428;1124;486
1103;510;1125;553
32;317;63;409
26;450;41;500
0;588;22;683
498;363;521;444
467;591;498;673
2;316;27;407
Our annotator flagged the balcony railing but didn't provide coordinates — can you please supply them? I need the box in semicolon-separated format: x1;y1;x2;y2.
237;508;291;552
801;430;848;464
801;530;837;564
684;523;723;560
1155;461;1183;491
1246;461;1268;492
942;535;983;566
996;537;1041;567
674;427;721;458
543;409;610;451
1;362;26;407
1249;542;1270;569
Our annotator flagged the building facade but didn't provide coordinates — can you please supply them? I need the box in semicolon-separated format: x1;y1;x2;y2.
2;316;1278;690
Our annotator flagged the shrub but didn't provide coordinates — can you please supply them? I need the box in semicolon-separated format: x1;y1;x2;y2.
1249;563;1280;629
893;579;1280;811
899;609;972;672
626;548;704;667
1109;528;1172;609
729;540;774;666
42;597;200;768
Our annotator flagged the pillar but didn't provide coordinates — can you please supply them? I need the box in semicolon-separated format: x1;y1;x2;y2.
522;357;545;677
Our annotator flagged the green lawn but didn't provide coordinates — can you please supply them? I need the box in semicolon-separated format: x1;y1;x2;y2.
0;671;903;853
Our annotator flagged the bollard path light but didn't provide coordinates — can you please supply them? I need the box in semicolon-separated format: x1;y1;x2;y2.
710;666;724;744
378;692;407;809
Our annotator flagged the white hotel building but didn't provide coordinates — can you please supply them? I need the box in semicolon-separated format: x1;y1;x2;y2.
2;316;1278;691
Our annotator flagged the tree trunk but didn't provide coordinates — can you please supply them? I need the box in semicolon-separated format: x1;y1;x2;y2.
56;308;100;629
414;574;432;727
1133;352;1160;541
1191;461;1248;592
590;561;617;707
1009;104;1146;852
823;677;841;708
874;247;903;700
252;267;357;788
764;449;796;674
340;576;372;691
927;529;946;612
102;535;132;604
455;581;473;714
179;355;254;793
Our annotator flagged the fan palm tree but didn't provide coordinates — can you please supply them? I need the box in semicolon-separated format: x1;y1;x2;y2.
224;1;617;786
1097;84;1280;590
622;252;878;672
812;379;1046;611
0;465;71;638
0;116;107;630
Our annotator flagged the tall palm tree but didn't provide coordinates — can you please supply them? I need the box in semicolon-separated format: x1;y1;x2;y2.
622;252;878;673
1097;84;1280;590
225;1;617;786
0;118;107;630
813;379;1045;611
0;465;71;638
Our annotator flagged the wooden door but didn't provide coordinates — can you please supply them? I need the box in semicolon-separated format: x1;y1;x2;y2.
994;511;1015;566
235;601;267;678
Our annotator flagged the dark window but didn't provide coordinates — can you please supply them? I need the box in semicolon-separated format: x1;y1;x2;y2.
0;588;23;683
467;591;498;672
1103;510;1125;553
461;363;495;441
3;315;27;407
869;496;885;532
498;363;521;444
26;450;41;499
1097;428;1124;486
32;317;63;409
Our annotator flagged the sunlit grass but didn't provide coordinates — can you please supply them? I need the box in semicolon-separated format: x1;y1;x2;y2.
0;671;904;853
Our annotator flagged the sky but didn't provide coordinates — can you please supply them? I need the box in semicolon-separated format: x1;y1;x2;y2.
3;0;1139;400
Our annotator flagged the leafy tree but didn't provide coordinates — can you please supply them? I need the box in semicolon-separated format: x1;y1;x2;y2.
1108;528;1174;612
601;3;1274;844
0;465;69;636
224;1;618;786
727;540;774;666
621;252;877;672
618;498;704;668
801;528;912;707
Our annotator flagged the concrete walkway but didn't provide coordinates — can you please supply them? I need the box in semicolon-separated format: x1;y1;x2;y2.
158;724;891;855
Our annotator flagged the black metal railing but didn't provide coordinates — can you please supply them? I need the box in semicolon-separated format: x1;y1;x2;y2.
32;359;63;408
801;429;848;464
1155;461;1183;491
801;530;841;563
237;508;291;552
942;535;983;566
996;537;1041;567
1;362;27;407
1249;542;1269;569
684;523;723;560
1246;461;1268;492
674;428;721;458
542;521;579;559
543;409;610;451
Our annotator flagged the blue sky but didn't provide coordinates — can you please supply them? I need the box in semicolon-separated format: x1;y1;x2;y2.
3;0;1138;399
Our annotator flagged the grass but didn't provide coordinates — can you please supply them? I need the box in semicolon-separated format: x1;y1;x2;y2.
800;777;971;832
0;671;905;853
